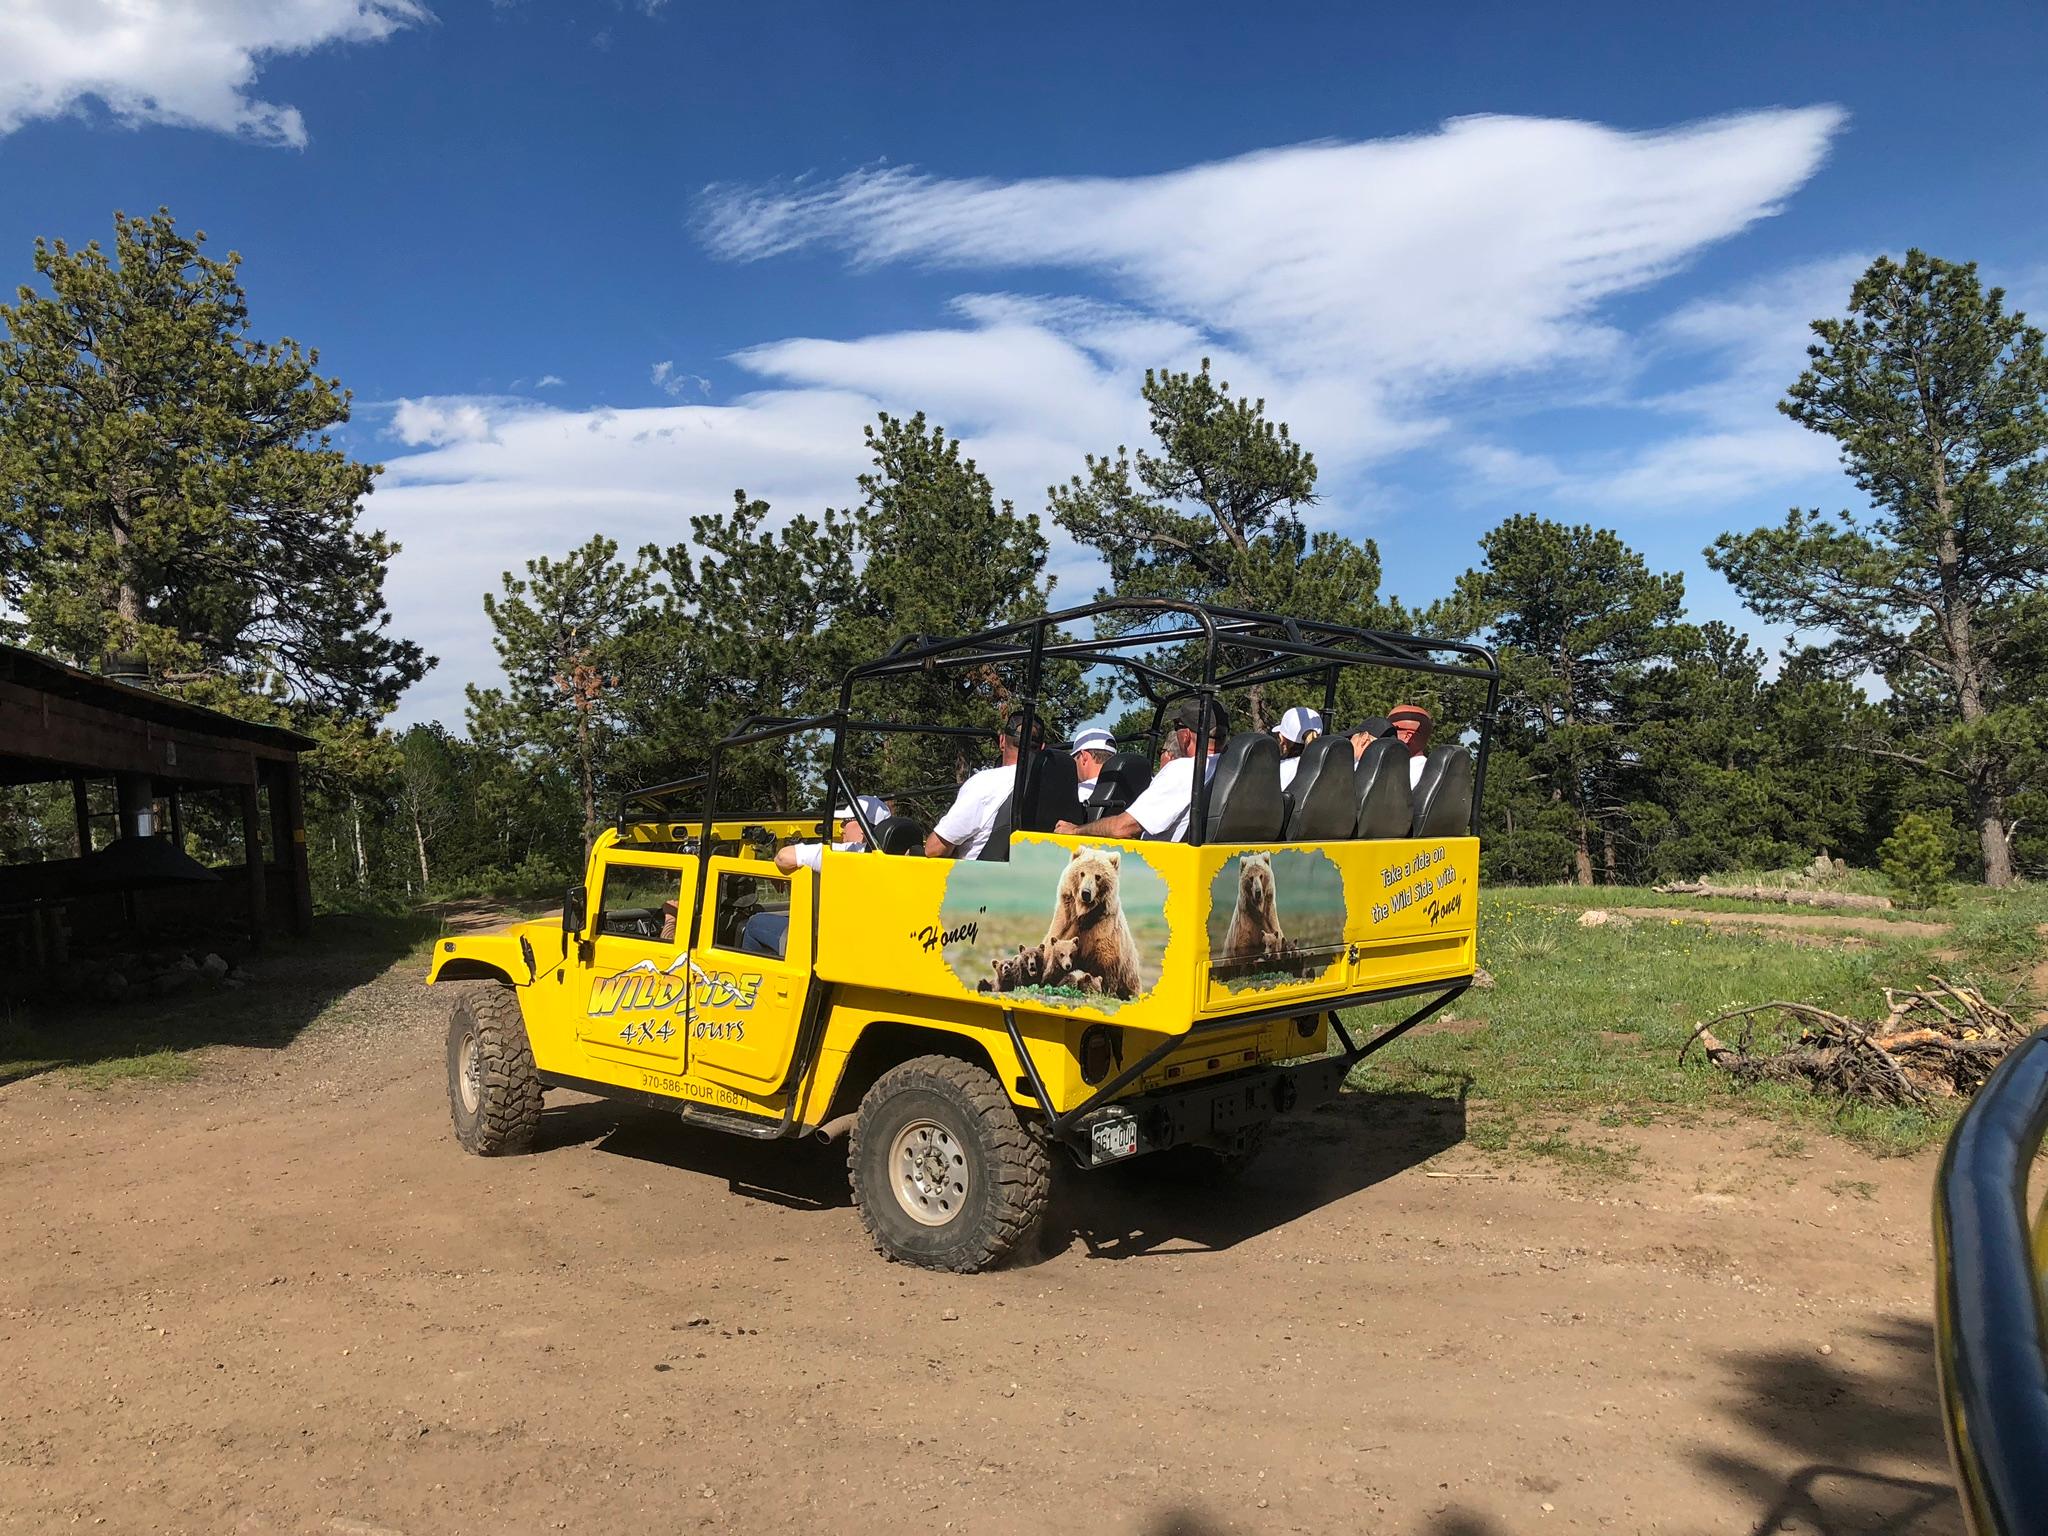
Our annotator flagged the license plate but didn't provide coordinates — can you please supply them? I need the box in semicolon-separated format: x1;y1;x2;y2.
1090;1117;1138;1162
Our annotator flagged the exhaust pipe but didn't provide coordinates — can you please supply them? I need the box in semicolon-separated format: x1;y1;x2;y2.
812;1112;858;1145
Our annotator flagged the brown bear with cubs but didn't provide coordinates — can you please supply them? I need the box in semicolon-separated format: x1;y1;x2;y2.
979;846;1143;1000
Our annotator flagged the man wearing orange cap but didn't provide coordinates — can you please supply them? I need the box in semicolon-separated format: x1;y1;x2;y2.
1387;703;1433;788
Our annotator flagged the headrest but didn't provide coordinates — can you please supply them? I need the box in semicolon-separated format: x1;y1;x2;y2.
1283;734;1357;840
1087;751;1153;812
870;815;925;856
1353;737;1415;840
1411;746;1475;838
1202;731;1286;844
1015;747;1084;833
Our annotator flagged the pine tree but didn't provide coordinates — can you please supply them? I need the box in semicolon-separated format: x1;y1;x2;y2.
0;209;424;717
1710;251;2048;885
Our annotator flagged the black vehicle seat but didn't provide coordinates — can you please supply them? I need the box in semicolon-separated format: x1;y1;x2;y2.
1201;731;1286;844
870;815;925;856
1411;746;1475;838
1086;751;1153;820
1017;746;1085;833
1282;735;1357;840
973;749;1083;862
1354;737;1415;839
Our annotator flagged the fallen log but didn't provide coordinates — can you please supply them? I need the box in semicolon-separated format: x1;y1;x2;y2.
1683;979;2024;1106
1653;881;1894;912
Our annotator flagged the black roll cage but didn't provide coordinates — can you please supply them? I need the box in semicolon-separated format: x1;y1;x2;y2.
616;597;1500;951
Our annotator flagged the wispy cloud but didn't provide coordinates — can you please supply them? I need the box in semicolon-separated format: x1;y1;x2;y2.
378;110;1851;723
0;0;428;147
650;360;711;398
534;373;565;389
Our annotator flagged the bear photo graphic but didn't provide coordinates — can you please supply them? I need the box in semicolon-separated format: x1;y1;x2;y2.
1223;850;1287;965
1206;848;1346;991
938;841;1167;1010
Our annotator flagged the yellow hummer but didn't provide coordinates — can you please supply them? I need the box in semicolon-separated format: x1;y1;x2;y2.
429;600;1495;1271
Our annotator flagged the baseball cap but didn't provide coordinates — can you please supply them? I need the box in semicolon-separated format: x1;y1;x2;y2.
833;794;889;826
1069;727;1115;757
1170;697;1228;738
1345;715;1394;739
1272;706;1323;744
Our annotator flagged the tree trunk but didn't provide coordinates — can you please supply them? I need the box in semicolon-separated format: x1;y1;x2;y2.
350;798;367;888
412;807;431;889
1602;826;1618;883
1573;818;1593;887
1975;785;2016;888
577;703;596;864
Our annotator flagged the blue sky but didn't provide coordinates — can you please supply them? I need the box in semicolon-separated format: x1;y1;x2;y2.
3;0;2046;725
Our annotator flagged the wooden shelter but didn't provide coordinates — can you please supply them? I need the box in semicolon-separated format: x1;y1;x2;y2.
0;642;315;963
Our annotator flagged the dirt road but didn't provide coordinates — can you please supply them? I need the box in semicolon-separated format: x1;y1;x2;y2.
0;953;1959;1535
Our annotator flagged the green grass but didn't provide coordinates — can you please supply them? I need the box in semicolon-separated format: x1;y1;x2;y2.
1342;882;2043;1158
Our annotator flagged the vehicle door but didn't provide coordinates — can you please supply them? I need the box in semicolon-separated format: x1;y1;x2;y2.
576;855;692;1071
686;855;814;1092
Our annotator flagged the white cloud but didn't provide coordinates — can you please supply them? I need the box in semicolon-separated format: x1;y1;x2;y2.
534;374;565;389
1455;254;1867;511
701;109;1844;388
389;396;508;448
378;110;1851;723
0;0;427;147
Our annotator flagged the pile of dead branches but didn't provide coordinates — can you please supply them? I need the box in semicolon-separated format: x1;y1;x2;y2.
1682;979;2027;1106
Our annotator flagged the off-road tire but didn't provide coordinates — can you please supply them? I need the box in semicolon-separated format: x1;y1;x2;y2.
446;986;543;1156
848;1055;1051;1273
1148;1123;1267;1185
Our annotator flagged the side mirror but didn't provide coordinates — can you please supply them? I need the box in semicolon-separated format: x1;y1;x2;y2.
563;883;588;940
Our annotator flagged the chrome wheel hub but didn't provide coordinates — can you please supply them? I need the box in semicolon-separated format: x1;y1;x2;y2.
458;1031;482;1115
889;1119;968;1227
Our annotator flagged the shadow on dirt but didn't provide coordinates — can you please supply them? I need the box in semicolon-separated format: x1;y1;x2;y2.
1702;1316;1958;1536
539;1078;1470;1257
1046;1080;1468;1263
540;1096;855;1210
0;911;440;1088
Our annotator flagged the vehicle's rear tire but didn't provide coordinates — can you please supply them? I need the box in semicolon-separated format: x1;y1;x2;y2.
446;986;543;1156
848;1054;1050;1273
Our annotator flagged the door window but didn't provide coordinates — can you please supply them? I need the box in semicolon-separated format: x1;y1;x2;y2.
710;870;792;959
596;863;683;944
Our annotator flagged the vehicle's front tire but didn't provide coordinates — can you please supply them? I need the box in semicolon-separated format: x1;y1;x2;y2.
446;986;543;1156
848;1055;1050;1273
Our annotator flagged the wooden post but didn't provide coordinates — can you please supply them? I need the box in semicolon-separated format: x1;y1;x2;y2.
167;786;185;848
71;776;91;857
279;757;313;935
240;775;268;949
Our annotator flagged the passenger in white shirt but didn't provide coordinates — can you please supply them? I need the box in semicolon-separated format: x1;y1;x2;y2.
775;794;889;874
1387;703;1433;789
1056;699;1225;843
1068;727;1115;803
925;712;1047;860
1271;706;1322;791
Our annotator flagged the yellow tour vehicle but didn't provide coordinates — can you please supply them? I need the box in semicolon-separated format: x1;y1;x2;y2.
428;599;1498;1271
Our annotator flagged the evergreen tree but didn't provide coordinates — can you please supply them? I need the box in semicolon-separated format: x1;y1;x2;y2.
466;536;654;860
1709;251;2048;885
1455;516;1685;885
0;209;424;717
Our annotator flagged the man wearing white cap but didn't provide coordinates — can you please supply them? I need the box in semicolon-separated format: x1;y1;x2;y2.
1069;727;1115;801
1272;706;1323;791
775;794;889;874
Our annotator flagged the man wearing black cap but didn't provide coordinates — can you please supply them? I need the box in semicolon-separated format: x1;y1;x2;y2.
1344;714;1393;763
1056;697;1225;842
925;709;1047;859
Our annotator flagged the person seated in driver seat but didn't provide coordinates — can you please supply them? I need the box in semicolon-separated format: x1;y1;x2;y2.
924;710;1047;859
1056;698;1225;842
775;794;889;874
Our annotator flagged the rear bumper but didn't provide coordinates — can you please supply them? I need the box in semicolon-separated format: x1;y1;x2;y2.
1066;1051;1351;1167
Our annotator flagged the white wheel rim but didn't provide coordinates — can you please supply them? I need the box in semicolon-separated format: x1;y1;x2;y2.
889;1118;969;1227
458;1030;482;1115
